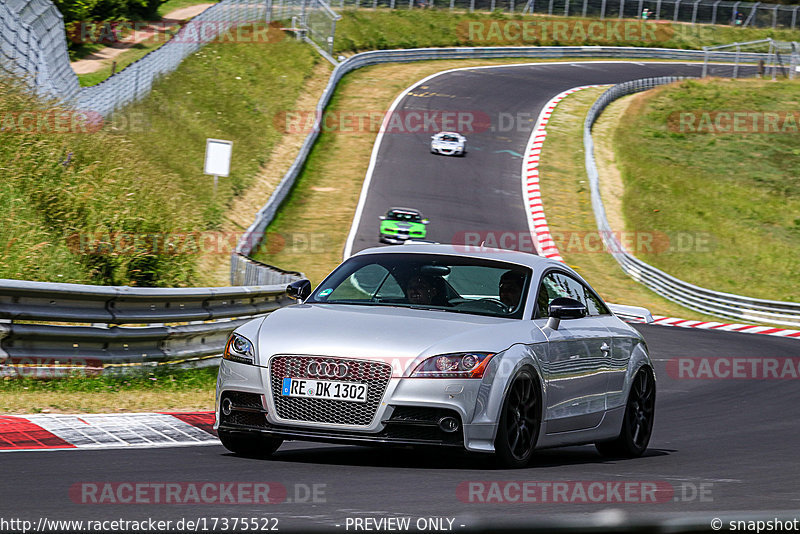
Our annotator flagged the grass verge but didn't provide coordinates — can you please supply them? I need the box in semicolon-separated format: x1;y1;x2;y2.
537;86;720;320
334;9;800;53
613;78;800;302
0;33;319;286
1;367;216;414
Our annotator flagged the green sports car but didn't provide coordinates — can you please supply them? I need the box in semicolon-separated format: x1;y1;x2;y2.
379;208;429;244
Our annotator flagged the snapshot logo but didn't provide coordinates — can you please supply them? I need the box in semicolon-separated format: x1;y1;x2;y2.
66;231;329;256
457;481;713;504
69;482;326;505
67;21;282;45
669;111;800;134
274;110;491;135
667;357;800;380
452;230;714;254
457;20;674;44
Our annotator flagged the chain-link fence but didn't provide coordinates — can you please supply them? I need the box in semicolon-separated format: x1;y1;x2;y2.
2;0;274;117
0;0;81;102
269;0;342;56
333;0;800;29
703;38;799;78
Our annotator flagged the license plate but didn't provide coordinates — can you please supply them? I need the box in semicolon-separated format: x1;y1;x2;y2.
281;378;367;403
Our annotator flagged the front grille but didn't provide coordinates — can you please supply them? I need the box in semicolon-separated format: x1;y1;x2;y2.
269;355;392;426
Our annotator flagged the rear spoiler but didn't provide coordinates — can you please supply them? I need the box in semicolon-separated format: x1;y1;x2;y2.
607;303;654;324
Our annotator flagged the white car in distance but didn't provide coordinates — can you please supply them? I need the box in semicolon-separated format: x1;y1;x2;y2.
430;132;466;157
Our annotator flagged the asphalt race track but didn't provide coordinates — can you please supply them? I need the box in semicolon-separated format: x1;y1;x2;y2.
2;325;799;529
4;61;795;532
348;61;747;255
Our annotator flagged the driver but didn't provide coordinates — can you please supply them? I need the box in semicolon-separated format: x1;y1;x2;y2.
499;270;525;310
406;274;448;306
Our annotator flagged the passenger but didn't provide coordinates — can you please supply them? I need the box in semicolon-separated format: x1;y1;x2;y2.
499;270;525;310
407;274;448;306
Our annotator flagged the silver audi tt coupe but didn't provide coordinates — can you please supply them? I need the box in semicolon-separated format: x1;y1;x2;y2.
215;244;656;468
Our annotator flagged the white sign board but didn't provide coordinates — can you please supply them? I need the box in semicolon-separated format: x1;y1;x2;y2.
204;138;233;177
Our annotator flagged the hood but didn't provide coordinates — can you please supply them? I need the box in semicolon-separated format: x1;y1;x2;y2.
253;303;520;373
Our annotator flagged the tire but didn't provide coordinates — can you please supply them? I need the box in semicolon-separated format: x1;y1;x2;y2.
596;368;655;458
494;368;541;468
218;429;283;459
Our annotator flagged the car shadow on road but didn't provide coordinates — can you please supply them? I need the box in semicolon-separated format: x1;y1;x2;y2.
244;443;672;471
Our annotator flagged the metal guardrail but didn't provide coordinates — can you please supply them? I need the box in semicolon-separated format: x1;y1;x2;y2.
583;77;800;328
0;280;293;376
233;44;770;283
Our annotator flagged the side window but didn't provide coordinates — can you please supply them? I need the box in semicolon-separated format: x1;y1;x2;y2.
535;271;591;318
327;264;400;300
582;285;610;316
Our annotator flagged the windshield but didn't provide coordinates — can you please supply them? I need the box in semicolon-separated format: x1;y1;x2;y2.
308;253;531;319
387;211;421;222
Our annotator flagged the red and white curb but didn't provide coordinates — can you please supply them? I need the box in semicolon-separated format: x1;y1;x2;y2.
523;86;800;341
521;84;603;263
0;412;216;452
649;317;800;338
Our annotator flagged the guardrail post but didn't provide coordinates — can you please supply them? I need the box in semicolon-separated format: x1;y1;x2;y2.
564;0;570;17
510;0;515;12
600;0;606;18
792;6;799;29
711;0;720;24
691;0;700;23
582;0;588;17
701;46;709;76
772;5;778;28
733;43;740;78
655;0;662;18
470;0;475;11
673;0;680;22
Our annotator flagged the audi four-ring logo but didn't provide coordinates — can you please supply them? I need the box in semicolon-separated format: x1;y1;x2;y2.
307;361;349;378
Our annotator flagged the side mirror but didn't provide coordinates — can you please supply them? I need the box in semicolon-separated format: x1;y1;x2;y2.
422;219;430;225
287;279;312;301
431;135;436;140
379;215;386;220
545;297;587;330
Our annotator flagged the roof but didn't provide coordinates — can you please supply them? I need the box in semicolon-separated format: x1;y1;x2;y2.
353;243;568;272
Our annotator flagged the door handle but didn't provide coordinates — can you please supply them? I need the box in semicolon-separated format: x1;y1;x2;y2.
600;342;610;354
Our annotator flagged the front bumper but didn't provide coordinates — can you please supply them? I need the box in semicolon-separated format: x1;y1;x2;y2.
215;359;496;452
431;145;464;155
379;233;423;244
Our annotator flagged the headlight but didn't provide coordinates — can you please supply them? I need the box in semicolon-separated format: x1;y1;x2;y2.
223;333;255;365
410;352;494;378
